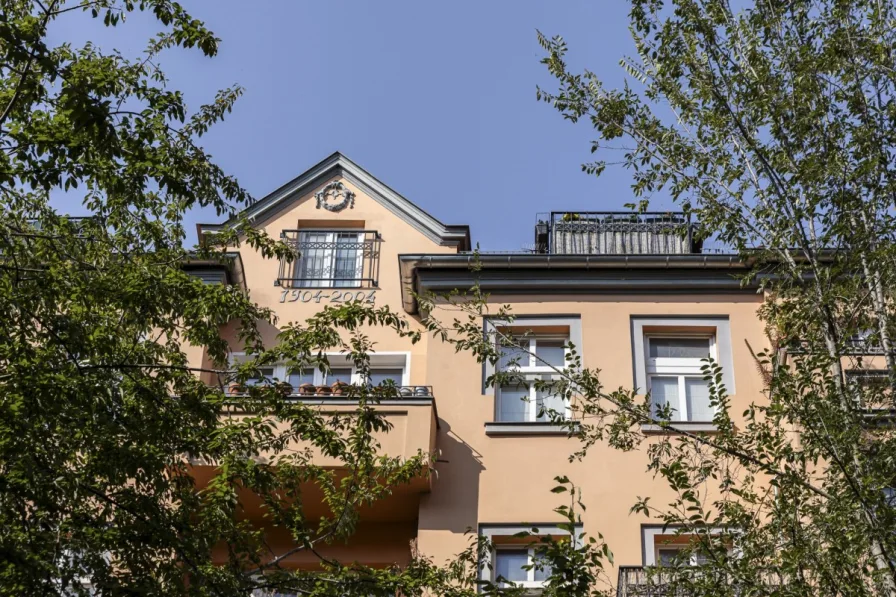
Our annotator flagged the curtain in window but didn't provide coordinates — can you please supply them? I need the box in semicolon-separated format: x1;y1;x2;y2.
650;376;681;420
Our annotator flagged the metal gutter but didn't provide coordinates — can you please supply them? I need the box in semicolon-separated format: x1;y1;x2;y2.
398;252;753;314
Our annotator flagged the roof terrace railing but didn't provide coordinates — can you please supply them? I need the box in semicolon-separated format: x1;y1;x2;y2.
535;212;700;255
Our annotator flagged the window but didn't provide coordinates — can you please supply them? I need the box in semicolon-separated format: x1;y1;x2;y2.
656;545;710;567
246;367;276;387
847;370;895;423
641;526;730;567
496;335;569;423
646;336;714;422
231;353;409;393
631;318;735;417
478;524;580;592
494;546;552;589
367;368;404;387
294;230;363;288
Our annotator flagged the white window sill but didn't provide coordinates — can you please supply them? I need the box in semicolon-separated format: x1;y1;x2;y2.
641;422;719;434
484;422;577;437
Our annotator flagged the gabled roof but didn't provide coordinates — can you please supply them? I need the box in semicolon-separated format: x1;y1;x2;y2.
197;152;470;249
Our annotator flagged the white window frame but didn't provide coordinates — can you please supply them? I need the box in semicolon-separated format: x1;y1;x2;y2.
478;524;581;594
492;545;549;590
641;526;733;567
231;352;410;388
294;230;364;288
496;335;571;422
655;544;710;567
645;334;716;422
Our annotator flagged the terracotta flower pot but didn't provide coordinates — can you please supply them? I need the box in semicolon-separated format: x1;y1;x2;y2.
315;385;332;396
298;383;316;396
275;382;293;397
331;381;350;396
229;383;245;396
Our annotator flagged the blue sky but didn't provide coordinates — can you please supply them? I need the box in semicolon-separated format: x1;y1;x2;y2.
48;1;670;250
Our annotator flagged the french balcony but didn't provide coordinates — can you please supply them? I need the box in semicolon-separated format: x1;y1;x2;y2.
276;229;382;288
617;566;784;597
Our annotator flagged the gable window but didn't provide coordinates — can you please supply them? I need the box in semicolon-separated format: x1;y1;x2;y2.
277;229;381;289
496;335;569;423
646;336;715;422
295;231;362;287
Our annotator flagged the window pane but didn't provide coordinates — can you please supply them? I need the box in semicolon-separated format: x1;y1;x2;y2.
535;340;566;368
498;385;529;422
536;388;566;422
498;339;529;371
297;232;330;287
287;368;313;387
650;377;681;420
368;368;404;386
649;338;710;359
495;549;529;583
326;368;353;384
657;548;682;566
885;487;896;507
246;367;275;386
693;551;710;565
533;551;552;582
685;378;714;422
333;232;360;288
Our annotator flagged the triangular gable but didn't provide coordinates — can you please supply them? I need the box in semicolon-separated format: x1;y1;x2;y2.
198;152;470;249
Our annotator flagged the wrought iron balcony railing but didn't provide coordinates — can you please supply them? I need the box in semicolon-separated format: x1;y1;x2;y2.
534;212;700;255
617;566;784;597
228;383;433;399
276;229;381;288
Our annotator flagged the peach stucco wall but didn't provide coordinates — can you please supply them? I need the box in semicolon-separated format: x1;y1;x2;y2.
190;172;771;580
418;293;767;573
222;176;455;367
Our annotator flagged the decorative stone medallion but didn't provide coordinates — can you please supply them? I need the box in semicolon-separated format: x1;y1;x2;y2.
315;181;355;212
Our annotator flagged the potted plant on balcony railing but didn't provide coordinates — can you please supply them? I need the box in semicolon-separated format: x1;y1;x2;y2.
331;380;350;396
228;382;245;396
298;383;316;396
315;384;332;396
274;381;293;397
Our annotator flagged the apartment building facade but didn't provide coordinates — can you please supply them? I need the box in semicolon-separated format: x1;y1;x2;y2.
187;152;771;593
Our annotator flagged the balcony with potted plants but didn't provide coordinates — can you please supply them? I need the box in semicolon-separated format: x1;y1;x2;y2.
211;376;438;490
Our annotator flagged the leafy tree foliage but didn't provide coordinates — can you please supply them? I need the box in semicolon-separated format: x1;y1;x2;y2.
524;0;896;595
0;2;481;596
0;3;615;596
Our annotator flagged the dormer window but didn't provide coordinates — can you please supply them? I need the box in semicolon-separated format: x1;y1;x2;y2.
277;229;381;288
